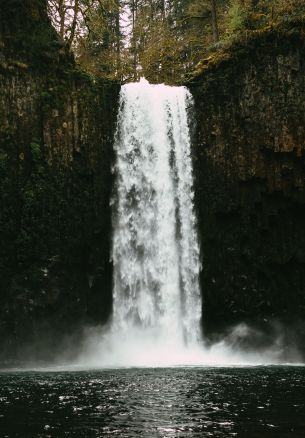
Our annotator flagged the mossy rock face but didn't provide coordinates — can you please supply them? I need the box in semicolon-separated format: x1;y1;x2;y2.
0;6;120;364
0;0;73;71
189;19;305;82
189;24;305;354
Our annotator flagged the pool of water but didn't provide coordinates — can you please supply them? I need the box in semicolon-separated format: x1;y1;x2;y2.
0;367;304;437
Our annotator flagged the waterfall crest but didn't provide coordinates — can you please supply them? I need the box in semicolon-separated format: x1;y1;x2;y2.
112;78;201;350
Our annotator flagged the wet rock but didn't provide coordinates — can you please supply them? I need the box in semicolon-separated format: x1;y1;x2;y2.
189;24;305;352
0;12;119;362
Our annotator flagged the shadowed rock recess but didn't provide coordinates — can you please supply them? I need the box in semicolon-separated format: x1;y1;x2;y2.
189;21;305;353
0;1;120;364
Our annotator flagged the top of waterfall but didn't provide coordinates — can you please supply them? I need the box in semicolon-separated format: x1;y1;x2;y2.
139;77;149;85
123;77;188;97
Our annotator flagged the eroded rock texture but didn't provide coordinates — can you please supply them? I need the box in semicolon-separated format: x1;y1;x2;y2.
189;24;305;350
0;3;119;363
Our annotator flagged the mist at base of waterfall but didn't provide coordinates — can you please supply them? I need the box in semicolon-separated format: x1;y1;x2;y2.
71;323;303;369
2;319;303;371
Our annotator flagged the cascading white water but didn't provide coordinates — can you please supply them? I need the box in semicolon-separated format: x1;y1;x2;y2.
111;78;201;352
75;81;289;367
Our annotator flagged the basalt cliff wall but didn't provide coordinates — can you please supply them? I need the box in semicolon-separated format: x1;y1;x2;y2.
0;2;119;364
189;21;305;351
2;5;305;363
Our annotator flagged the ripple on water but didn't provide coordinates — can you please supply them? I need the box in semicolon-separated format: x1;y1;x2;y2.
0;367;304;437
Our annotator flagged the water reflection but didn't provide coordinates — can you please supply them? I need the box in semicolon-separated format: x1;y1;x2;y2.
0;367;304;437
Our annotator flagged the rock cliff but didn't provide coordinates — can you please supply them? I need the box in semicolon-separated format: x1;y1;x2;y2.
2;3;305;363
0;2;119;364
189;21;305;352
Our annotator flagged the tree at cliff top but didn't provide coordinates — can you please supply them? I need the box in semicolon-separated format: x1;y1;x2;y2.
128;0;228;83
47;0;80;49
45;0;305;83
130;0;305;82
76;0;122;79
227;0;305;35
45;0;228;82
47;0;123;79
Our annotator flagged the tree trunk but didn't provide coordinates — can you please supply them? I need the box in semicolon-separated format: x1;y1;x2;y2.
115;2;121;79
68;0;80;47
131;0;138;81
58;0;65;39
210;0;219;43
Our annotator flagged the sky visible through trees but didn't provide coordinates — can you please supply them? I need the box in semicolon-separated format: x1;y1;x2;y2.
47;0;305;83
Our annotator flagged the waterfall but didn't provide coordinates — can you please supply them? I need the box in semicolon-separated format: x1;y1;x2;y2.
77;79;284;367
111;78;201;352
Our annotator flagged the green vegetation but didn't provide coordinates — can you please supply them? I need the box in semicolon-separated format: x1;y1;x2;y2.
3;1;304;83
45;0;305;84
1;1;305;82
228;1;247;34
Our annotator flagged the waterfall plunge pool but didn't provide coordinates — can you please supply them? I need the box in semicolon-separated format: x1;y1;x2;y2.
1;367;305;437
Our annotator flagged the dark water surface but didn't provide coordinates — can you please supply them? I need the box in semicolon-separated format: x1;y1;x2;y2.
0;367;304;437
